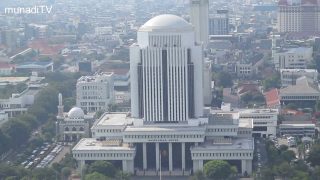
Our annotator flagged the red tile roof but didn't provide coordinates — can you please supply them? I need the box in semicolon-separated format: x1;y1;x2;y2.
0;62;14;69
264;88;280;108
28;40;64;56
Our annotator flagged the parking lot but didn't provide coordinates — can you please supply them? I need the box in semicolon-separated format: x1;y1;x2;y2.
19;143;65;169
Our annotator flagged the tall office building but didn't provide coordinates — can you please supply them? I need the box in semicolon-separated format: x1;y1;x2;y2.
190;0;209;45
73;14;254;177
278;0;320;33
130;14;204;122
209;10;229;35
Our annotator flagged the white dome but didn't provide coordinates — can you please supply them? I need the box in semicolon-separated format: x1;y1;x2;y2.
139;14;193;32
68;107;85;119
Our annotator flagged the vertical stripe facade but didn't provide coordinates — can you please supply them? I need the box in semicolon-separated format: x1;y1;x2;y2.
139;43;190;122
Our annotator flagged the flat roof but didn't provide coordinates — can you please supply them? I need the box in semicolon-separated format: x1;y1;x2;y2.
0;77;29;83
192;138;254;151
280;124;315;127
125;125;206;133
93;113;131;127
239;109;279;114
73;138;135;151
239;119;253;128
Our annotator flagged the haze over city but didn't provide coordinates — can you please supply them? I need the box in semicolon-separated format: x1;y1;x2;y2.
0;0;320;180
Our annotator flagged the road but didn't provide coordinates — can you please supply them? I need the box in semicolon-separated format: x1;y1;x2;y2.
254;138;268;177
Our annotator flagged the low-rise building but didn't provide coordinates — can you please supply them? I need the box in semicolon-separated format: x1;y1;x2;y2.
279;121;315;137
274;47;313;70
280;76;320;103
280;69;318;87
239;109;279;138
16;61;53;73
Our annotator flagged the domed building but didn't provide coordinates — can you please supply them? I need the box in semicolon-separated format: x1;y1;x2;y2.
72;14;254;177
56;94;93;142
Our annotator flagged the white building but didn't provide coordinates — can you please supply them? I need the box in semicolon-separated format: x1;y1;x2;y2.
203;59;213;106
239;109;279;138
236;62;253;78
274;47;313;70
279;122;315;137
0;86;42;118
56;94;93;142
209;12;229;35
76;72;114;113
280;69;318;87
130;14;204;121
190;0;209;45
73;14;253;177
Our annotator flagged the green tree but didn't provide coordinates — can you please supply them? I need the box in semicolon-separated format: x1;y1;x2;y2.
115;171;131;180
31;168;57;180
203;160;234;180
84;172;110;180
281;150;296;162
213;71;233;88
61;167;71;180
275;162;293;180
307;144;320;166
190;170;205;180
263;73;280;90
1;120;30;147
88;161;116;178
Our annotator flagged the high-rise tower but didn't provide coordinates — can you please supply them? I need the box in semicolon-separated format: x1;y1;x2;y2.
190;0;209;45
130;14;204;123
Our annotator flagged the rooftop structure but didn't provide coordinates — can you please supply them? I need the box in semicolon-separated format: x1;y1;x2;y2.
76;72;115;113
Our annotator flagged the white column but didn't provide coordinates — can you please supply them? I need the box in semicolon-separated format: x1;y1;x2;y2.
181;142;185;170
193;160;203;171
156;143;159;170
246;160;252;175
198;160;203;170
77;160;85;176
143;143;147;170
241;159;247;175
122;160;128;172
169;142;173;171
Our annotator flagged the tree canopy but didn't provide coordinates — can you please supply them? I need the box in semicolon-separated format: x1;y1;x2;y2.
203;160;236;180
88;161;116;178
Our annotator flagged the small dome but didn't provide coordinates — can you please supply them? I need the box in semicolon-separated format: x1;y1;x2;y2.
139;14;193;32
68;107;85;119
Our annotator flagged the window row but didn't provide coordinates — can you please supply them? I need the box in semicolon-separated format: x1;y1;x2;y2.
74;152;133;158
193;152;252;158
124;134;202;139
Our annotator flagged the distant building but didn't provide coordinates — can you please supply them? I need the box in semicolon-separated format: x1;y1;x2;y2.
280;121;315;137
209;10;229;35
280;76;320;102
1;29;19;51
16;61;54;73
0;62;15;76
273;47;313;70
190;0;209;45
280;69;318;87
236;62;253;78
78;61;92;73
277;0;320;34
239;109;279;138
0;85;43;118
76;73;114;113
203;60;212;106
56;94;93;142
